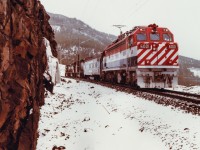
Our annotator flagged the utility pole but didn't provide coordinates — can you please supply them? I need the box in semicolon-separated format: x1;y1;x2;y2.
78;27;84;56
113;25;126;34
77;27;84;77
58;50;62;64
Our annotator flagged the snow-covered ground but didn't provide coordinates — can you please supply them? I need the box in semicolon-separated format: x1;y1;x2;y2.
37;78;200;150
189;68;200;78
59;64;66;77
176;85;200;95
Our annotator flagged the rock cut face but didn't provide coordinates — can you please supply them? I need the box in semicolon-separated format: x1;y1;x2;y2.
0;0;57;149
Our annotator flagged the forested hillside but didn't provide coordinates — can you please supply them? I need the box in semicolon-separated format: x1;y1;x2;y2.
48;12;116;63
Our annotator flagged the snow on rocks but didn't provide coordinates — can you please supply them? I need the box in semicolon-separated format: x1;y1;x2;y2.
176;85;200;95
37;78;200;150
44;39;61;85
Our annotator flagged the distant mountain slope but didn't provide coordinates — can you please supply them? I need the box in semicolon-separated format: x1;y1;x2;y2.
48;12;200;86
178;56;200;86
48;12;116;63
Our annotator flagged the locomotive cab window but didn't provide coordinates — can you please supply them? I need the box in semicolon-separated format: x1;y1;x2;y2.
163;33;172;41
136;33;146;41
150;33;160;41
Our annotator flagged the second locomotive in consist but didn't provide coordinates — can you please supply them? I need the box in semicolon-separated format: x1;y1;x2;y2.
66;24;179;88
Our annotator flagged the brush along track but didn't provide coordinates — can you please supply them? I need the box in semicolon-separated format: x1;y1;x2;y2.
65;77;200;115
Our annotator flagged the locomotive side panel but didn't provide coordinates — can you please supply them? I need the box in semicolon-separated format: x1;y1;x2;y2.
103;36;138;72
102;34;139;83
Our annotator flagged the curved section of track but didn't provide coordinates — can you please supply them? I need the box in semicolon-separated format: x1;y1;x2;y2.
138;88;200;104
65;77;200;115
69;77;200;105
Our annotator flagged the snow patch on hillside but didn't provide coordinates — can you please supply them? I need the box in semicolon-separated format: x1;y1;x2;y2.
189;68;200;77
52;25;61;32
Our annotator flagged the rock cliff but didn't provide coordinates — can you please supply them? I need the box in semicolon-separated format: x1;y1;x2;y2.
0;0;57;149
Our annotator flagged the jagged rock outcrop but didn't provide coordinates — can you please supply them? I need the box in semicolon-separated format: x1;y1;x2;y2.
0;0;57;149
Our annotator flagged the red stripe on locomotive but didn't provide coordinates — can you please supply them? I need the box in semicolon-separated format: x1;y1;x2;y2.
148;45;167;64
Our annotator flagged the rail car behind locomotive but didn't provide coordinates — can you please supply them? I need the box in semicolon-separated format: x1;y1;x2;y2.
102;24;179;88
83;57;101;80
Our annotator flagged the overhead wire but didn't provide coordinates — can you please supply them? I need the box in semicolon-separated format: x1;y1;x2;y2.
118;0;141;21
80;0;91;21
87;0;99;21
111;0;145;34
120;0;150;24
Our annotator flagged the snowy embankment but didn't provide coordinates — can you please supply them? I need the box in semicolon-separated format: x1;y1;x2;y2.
37;78;200;150
176;85;200;94
189;68;200;78
44;38;61;85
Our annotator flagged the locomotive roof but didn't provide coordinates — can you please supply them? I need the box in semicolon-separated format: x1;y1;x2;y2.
84;55;101;62
104;24;170;51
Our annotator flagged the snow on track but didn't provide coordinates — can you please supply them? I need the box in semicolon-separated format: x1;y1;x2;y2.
37;78;200;150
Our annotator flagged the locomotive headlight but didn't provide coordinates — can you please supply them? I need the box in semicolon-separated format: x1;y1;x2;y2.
163;28;169;32
140;28;145;31
152;43;159;51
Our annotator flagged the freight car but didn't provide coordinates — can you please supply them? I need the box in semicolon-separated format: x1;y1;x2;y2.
65;63;75;77
66;24;179;88
65;57;84;77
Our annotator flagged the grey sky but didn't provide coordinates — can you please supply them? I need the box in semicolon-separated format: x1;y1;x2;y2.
40;0;200;60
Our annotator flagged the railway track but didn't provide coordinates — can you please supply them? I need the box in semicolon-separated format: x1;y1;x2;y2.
64;76;200;115
138;88;200;105
91;79;200;105
109;83;200;105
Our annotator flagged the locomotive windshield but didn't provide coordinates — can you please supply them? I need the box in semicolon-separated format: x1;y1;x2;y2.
150;33;160;41
136;33;146;41
163;33;172;41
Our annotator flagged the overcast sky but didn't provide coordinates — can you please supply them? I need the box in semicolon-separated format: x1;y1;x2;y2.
40;0;200;60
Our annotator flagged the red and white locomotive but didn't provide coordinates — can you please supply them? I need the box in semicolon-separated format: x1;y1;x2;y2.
66;24;179;88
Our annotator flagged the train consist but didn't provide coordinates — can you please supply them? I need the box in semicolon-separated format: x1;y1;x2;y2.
65;24;179;88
